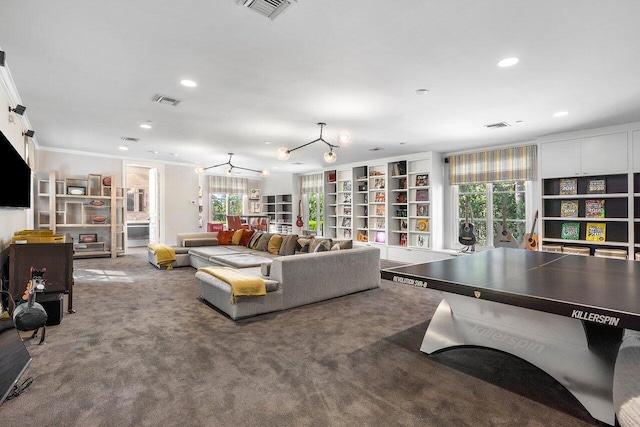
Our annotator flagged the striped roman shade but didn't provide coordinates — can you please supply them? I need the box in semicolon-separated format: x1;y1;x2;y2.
300;173;323;195
208;175;248;194
448;145;537;185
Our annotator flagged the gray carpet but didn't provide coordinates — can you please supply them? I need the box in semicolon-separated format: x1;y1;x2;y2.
1;249;603;426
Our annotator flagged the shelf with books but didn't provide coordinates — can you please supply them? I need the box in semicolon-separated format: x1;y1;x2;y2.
541;173;631;254
387;160;408;247
367;164;386;243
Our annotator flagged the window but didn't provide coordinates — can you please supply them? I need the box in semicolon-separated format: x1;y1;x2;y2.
457;181;526;247
306;192;324;233
449;145;536;248
211;193;243;226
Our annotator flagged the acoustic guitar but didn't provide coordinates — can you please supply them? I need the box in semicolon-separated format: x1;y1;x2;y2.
296;200;304;227
525;210;539;250
494;199;518;248
458;200;477;246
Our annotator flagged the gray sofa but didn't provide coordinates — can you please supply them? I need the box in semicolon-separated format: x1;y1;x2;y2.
148;231;381;320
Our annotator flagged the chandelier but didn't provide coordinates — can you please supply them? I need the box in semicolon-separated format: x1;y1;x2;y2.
276;122;352;164
195;153;270;177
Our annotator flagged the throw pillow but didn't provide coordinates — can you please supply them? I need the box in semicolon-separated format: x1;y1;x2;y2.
239;229;255;247
232;229;244;245
217;230;235;245
331;239;353;250
309;238;332;253
279;234;299;256
268;234;283;255
296;237;313;253
248;231;263;249
312;239;331;253
256;233;274;252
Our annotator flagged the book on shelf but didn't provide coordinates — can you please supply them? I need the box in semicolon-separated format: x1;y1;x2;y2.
375;218;385;229
342;193;352;204
416;218;429;232
375;205;385;216
416;189;429;201
327;171;336;182
374;192;385;202
415;174;429;187
585;222;606;242
374;231;386;243
399;233;407;247
343;229;352;239
416;204;428;217
341;217;351;228
588;178;606;194
342;181;352;192
561;222;580;240
560;200;579;217
392;162;406;176
343;207;352;215
416;234;428;248
373;178;385;189
585;199;605;218
559;178;578;195
399;219;407;231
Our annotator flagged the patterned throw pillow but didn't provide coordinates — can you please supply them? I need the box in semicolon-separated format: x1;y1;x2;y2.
296;237;313;253
331;239;353;251
247;232;263;249
309;238;332;253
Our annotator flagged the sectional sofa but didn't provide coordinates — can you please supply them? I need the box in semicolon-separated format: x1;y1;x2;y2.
148;230;381;319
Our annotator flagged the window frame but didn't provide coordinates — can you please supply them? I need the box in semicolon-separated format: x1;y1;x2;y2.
210;192;244;226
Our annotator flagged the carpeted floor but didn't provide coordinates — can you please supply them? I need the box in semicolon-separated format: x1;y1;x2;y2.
1;248;604;426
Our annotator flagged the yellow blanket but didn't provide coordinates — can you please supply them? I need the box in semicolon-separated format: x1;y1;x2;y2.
147;243;176;270
198;266;266;304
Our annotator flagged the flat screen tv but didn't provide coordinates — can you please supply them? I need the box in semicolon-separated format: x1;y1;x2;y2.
0;129;31;208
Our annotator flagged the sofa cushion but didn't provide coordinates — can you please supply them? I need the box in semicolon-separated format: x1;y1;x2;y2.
256;233;275;252
210;253;274;269
268;234;283;255
231;229;244;245
218;230;235;245
248;231;263;249
297;237;313;253
183;237;219;247
239;229;255;247
279;234;298;256
261;262;271;276
309;238;332;253
331;239;353;250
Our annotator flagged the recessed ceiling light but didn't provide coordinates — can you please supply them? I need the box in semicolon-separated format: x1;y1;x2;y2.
148;150;158;155
553;111;569;117
399;142;406;145
119;146;129;151
498;57;519;67
264;141;271;145
140;123;152;129
180;79;197;88
415;89;429;95
169;153;179;157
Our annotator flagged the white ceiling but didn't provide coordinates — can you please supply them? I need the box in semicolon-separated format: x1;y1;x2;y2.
1;1;640;176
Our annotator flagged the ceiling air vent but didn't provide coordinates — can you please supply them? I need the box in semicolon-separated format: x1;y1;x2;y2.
121;137;140;142
152;94;182;107
368;147;383;152
235;0;296;20
484;121;511;129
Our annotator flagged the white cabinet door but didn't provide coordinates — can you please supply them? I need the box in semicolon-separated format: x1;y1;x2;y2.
540;139;582;178
580;132;628;175
633;131;640;172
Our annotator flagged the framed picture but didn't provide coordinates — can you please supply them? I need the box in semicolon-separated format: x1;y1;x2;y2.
67;186;87;195
250;189;261;200
79;233;97;243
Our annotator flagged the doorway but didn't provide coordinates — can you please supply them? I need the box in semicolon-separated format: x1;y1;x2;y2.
124;163;160;248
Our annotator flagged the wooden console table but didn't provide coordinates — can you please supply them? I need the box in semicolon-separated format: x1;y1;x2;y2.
8;242;75;313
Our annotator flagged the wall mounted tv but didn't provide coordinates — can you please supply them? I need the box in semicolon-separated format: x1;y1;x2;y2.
0;129;31;208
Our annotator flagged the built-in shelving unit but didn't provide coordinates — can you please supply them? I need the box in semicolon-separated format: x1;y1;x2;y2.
353;166;368;242
367;164;387;244
262;193;293;234
37;170;125;258
324;170;337;239
388;161;407;247
336;169;353;240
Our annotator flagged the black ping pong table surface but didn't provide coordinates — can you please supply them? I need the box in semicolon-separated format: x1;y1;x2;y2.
381;247;640;331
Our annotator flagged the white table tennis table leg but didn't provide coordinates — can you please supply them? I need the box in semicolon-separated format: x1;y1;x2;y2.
422;292;617;426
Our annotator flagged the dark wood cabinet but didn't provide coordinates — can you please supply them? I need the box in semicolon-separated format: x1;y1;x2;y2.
8;242;74;312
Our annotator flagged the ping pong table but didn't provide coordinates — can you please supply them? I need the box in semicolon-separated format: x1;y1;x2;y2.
381;247;640;426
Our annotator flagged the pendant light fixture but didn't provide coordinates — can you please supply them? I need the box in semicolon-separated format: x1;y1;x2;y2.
195;153;270;177
277;122;351;164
